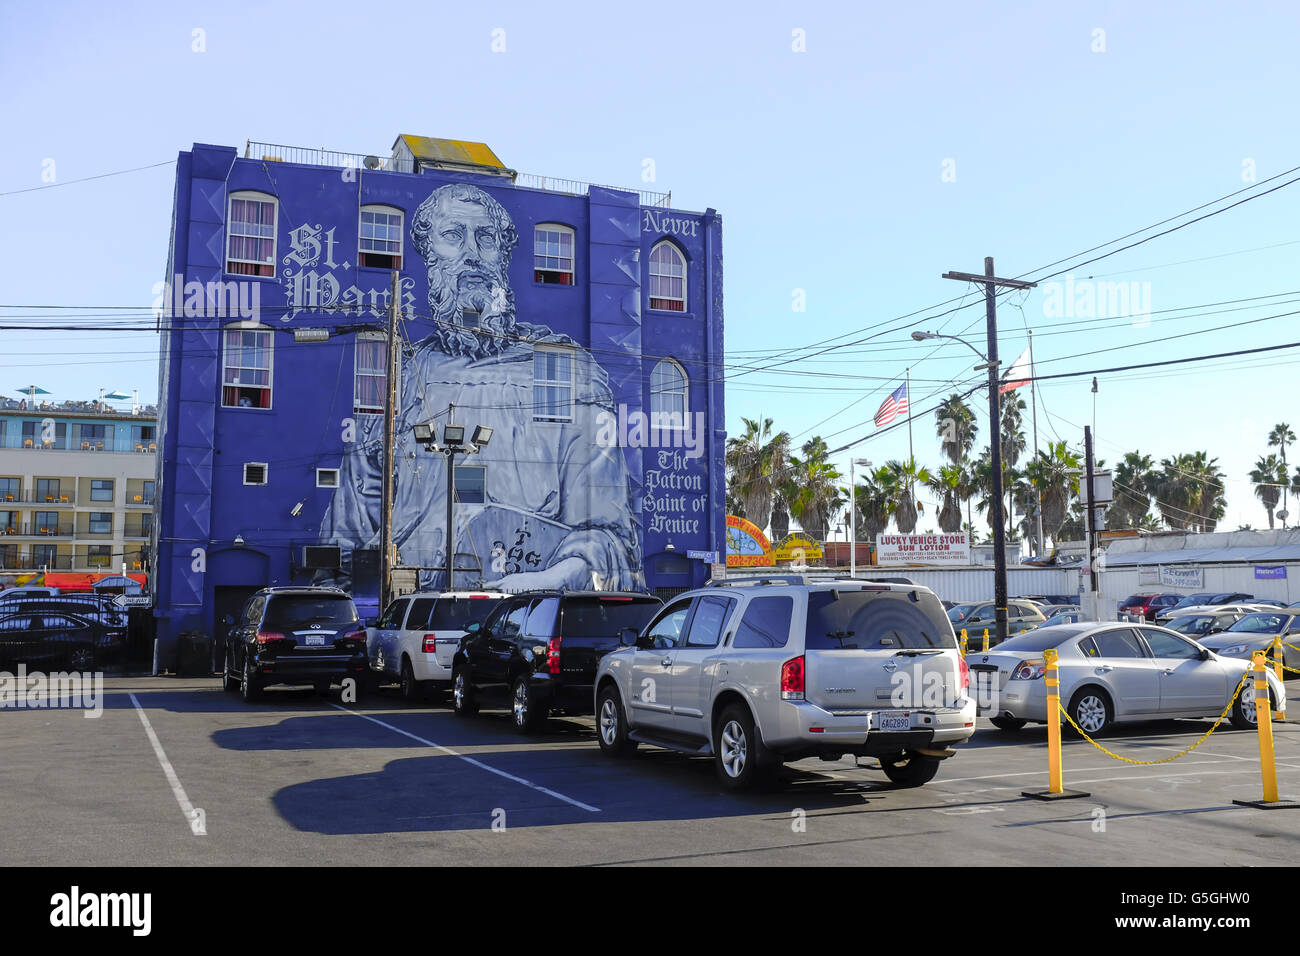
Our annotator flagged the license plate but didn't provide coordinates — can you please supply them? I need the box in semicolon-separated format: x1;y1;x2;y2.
877;712;910;732
304;635;326;646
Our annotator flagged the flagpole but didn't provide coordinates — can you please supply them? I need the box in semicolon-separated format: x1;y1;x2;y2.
905;368;914;464
1029;330;1043;554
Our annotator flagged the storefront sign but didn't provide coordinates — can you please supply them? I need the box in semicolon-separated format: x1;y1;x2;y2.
771;534;823;565
1254;565;1288;580
725;515;773;567
875;533;970;566
1158;565;1203;589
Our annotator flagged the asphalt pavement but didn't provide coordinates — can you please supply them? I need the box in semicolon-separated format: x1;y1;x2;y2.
4;675;1300;866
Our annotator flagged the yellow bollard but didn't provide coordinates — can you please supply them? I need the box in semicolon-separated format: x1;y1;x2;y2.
1022;647;1089;800
982;628;990;653
960;628;968;657
1273;636;1285;720
1233;653;1300;809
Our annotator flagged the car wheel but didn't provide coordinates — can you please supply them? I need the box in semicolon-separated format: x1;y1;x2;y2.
452;667;477;717
596;685;638;757
399;658;422;702
222;655;239;692
511;676;544;734
990;716;1027;732
713;704;771;791
1232;680;1277;730
241;655;262;702
880;751;942;787
1068;687;1112;736
67;645;94;671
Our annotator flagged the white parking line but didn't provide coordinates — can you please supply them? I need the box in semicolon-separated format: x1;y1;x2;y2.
129;693;203;836
329;704;600;813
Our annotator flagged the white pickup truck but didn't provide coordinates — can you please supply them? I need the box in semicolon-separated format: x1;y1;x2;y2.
367;590;507;700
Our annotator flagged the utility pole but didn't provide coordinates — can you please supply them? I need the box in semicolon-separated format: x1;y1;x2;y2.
1084;425;1099;596
943;257;1036;647
378;270;400;612
1029;329;1044;555
445;403;457;589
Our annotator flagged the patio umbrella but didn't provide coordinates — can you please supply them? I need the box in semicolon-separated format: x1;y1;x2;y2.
16;385;50;406
103;390;132;400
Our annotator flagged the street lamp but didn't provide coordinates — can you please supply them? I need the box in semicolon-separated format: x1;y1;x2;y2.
848;457;872;578
413;404;491;589
914;328;1009;643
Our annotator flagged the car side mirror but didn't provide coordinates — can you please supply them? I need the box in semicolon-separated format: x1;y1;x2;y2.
1198;648;1213;661
620;627;639;646
635;633;656;650
364;617;378;627
464;621;481;635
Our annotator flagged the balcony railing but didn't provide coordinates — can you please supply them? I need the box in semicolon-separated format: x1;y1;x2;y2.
245;140;673;208
0;435;156;454
0;491;76;505
124;493;155;507
0;524;75;538
0;555;73;571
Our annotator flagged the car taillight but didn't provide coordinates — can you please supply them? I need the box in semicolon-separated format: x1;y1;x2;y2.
547;637;562;675
342;629;365;643
422;635;437;653
780;656;804;700
255;631;285;644
958;655;970;693
1011;659;1046;681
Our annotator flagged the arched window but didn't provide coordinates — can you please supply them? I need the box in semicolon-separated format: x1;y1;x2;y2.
359;204;404;269
650;358;688;429
648;241;686;311
226;191;278;276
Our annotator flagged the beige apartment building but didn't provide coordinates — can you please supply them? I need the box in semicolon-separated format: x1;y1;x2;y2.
0;402;157;573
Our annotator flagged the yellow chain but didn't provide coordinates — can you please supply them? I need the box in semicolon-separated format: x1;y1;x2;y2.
1054;677;1248;765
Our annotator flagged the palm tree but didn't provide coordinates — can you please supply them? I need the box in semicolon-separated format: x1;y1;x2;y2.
725;417;790;534
1270;423;1296;525
1248;454;1287;529
935;394;978;466
782;437;845;542
883;458;932;534
1112;451;1156;529
1155;452;1227;532
854;466;894;542
1023;441;1082;547
925;464;966;533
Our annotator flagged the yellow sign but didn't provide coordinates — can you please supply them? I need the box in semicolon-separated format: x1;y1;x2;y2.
772;534;823;564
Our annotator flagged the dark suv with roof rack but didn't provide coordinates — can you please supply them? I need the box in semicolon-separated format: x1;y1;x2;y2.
451;590;663;733
221;587;368;702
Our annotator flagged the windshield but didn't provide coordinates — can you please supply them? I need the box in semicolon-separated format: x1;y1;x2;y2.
264;597;359;630
1170;594;1213;610
1166;615;1216;635
1227;613;1292;634
1042;612;1083;627
561;597;661;638
947;603;976;621
992;629;1074;653
806;589;955;650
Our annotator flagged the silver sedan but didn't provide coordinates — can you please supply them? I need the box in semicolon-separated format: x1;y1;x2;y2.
967;621;1285;735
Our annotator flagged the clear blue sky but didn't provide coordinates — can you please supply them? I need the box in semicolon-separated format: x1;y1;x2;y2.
2;0;1298;531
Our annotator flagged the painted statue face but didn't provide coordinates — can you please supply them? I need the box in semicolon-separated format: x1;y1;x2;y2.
426;197;508;320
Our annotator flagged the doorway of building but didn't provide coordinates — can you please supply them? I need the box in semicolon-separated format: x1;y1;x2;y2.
212;585;262;674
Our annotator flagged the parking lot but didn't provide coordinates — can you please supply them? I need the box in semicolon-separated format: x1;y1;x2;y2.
4;675;1300;867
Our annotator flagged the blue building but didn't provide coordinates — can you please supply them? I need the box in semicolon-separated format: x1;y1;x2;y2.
154;135;725;653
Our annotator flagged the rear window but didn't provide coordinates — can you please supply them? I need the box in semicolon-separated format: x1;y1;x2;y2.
263;596;358;629
805;589;955;650
994;629;1073;653
1228;613;1290;634
560;597;660;638
406;596;502;631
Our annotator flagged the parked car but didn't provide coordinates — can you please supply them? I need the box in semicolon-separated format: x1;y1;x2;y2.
1034;608;1087;628
0;610;102;670
969;622;1284;734
1039;603;1081;618
1154;593;1254;623
1117;593;1183;622
221;587;368;701
0;586;61;599
367;590;506;700
451;590;663;732
947;600;1046;644
1163;610;1248;639
0;595;128;658
1154;603;1270;625
595;579;976;790
1200;611;1300;672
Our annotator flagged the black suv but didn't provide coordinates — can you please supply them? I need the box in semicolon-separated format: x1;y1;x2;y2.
222;587;368;702
451;590;663;733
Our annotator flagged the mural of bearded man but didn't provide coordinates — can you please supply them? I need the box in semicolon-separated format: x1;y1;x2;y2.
320;182;644;592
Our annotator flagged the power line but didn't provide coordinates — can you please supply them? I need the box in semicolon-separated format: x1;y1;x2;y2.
0;160;174;197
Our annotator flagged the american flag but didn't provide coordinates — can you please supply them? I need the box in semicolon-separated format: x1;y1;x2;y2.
874;382;909;427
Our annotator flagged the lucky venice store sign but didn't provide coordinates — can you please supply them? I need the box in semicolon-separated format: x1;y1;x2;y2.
875;533;971;566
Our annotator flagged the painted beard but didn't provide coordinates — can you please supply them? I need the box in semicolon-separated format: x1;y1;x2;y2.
425;260;517;358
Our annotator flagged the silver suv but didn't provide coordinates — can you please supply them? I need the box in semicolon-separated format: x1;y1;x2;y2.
593;577;976;790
